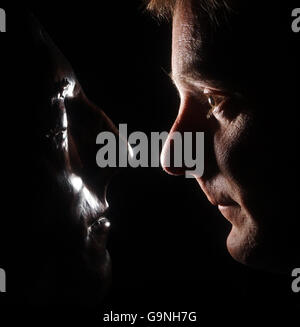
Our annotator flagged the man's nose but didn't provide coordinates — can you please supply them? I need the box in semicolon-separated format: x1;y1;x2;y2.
161;96;210;177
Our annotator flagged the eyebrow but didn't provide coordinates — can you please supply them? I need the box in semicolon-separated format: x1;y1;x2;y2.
168;70;223;93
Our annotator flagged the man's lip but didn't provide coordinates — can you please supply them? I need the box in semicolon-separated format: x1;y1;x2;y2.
195;179;238;206
217;200;237;207
206;195;239;221
194;178;239;219
207;196;237;208
217;203;240;222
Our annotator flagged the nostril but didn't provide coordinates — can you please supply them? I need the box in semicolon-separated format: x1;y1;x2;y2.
160;127;204;177
161;164;186;176
160;137;186;176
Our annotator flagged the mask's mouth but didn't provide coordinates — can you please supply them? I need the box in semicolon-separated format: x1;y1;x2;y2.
87;216;111;248
88;217;111;232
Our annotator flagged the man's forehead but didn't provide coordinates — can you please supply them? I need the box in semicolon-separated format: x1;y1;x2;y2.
171;1;230;90
171;1;283;93
171;2;202;78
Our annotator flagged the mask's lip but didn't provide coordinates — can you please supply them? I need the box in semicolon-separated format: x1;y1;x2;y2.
88;216;111;236
86;204;111;228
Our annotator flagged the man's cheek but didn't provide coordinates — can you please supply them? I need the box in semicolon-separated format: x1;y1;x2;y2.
214;114;251;176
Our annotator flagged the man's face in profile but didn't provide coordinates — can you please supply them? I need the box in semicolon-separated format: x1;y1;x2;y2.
156;0;299;271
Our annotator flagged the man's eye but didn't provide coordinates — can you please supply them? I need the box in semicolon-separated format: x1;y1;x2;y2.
205;93;224;118
207;95;216;108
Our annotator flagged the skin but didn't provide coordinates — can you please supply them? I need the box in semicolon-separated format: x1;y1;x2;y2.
3;14;123;304
161;1;299;271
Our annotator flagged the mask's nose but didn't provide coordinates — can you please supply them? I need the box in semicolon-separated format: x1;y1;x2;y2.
66;91;125;202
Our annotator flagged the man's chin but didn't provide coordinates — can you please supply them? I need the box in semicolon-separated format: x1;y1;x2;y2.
226;224;260;267
225;224;294;273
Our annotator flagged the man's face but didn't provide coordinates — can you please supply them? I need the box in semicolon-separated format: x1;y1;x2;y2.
161;1;299;270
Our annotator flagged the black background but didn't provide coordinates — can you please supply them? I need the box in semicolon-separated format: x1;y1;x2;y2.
0;1;299;325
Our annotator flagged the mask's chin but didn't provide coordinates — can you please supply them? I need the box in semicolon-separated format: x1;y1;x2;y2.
30;163;113;304
86;216;112;297
70;179;113;298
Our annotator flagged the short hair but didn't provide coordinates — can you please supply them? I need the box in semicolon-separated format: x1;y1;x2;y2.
145;0;299;97
146;0;233;20
146;0;177;18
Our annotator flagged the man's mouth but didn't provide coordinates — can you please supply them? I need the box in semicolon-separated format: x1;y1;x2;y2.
202;188;238;211
195;178;241;223
212;197;241;224
217;203;241;223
